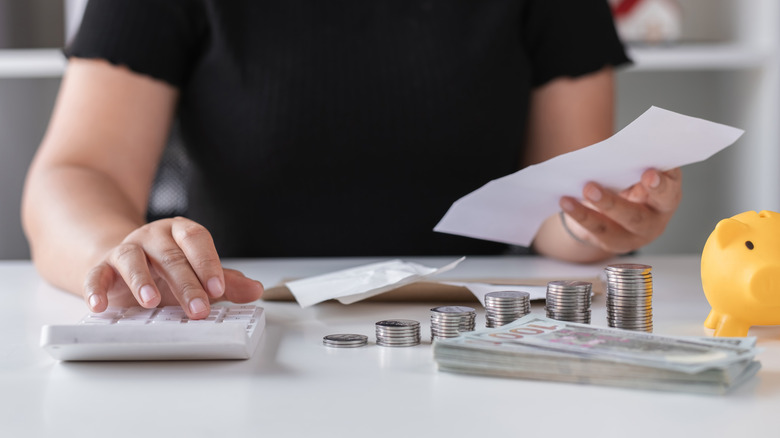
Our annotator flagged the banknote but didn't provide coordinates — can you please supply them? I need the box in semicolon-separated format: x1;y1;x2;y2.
433;315;760;394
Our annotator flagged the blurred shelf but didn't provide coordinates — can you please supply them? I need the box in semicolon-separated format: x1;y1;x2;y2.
0;49;66;78
625;43;772;71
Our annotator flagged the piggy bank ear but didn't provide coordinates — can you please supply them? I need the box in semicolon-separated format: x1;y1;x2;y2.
711;218;750;250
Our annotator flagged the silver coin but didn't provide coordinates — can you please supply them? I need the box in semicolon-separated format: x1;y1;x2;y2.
607;319;653;326
544;302;590;308
376;331;420;338
547;280;593;289
605;271;653;277
608;299;652;305
376;340;421;346
376;319;420;328
485;290;531;299
606;280;652;286
546;290;592;296
323;334;368;348
484;303;528;308
376;327;421;332
607;296;653;302
430;314;477;320
546;291;592;297
545;297;591;303
484;299;530;306
609;325;653;331
605;263;652;271
607;320;653;326
606;310;653;316
607;315;653;321
607;308;653;314
607;285;652;291
485;303;528;309
486;311;526;315
323;342;368;348
323;333;368;343
375;325;421;331
376;334;421;340
547;309;591;315
430;306;476;314
607;303;653;310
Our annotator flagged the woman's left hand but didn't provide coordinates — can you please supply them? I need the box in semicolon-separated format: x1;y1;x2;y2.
558;167;683;254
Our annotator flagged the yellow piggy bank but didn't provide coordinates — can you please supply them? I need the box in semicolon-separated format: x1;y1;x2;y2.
702;210;780;337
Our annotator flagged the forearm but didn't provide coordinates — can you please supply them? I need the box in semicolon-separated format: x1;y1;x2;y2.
22;164;147;295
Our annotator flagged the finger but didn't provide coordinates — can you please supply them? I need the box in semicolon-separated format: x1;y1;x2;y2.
640;168;682;213
620;181;649;204
83;262;115;312
170;218;225;299
220;269;265;303
145;239;211;319
581;181;659;237
560;196;639;253
108;242;162;308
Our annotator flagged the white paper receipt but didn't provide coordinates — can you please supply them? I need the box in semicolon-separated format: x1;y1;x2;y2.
434;106;744;246
286;257;465;307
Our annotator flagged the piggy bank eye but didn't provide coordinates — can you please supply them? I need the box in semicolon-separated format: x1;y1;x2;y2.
745;241;754;250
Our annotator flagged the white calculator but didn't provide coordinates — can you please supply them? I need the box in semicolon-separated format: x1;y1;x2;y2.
40;304;265;361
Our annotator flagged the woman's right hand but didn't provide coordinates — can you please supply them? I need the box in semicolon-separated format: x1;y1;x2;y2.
83;217;264;319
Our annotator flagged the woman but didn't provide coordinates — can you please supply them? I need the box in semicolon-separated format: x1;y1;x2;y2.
22;0;681;318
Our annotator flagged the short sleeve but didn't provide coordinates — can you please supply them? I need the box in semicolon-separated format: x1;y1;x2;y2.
522;0;631;87
65;0;207;88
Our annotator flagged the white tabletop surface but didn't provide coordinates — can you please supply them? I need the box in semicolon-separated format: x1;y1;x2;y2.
2;254;779;437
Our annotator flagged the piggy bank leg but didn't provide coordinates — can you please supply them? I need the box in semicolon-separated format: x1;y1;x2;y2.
704;309;720;329
712;314;751;337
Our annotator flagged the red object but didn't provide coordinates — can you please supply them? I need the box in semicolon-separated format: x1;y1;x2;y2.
611;0;644;17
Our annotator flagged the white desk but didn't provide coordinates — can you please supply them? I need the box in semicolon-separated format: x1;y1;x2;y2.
2;255;779;437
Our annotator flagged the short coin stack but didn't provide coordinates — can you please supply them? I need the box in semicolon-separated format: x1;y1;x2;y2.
430;306;477;340
322;334;369;348
545;281;592;324
375;319;421;347
484;291;531;328
604;263;654;332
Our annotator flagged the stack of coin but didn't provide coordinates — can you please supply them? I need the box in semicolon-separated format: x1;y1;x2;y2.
484;291;531;327
430;306;477;340
604;263;653;332
322;333;369;348
545;281;592;324
375;319;421;347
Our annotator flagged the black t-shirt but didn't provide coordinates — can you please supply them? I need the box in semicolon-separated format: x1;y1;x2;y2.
67;0;630;257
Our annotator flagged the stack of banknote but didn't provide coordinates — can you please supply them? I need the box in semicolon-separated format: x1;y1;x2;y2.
432;315;760;394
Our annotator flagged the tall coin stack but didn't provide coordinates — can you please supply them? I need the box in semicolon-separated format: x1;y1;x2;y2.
604;263;653;333
375;319;421;347
484;291;531;328
545;280;592;324
430;306;477;340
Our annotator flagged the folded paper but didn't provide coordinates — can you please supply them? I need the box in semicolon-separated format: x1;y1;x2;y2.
434;106;744;246
285;257;465;307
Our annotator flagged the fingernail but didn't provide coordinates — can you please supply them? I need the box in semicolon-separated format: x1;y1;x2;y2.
207;277;224;298
560;198;575;212
189;298;208;315
139;285;157;304
649;172;661;188
585;186;602;202
88;294;102;309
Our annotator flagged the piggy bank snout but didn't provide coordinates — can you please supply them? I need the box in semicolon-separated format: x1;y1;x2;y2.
749;265;780;306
